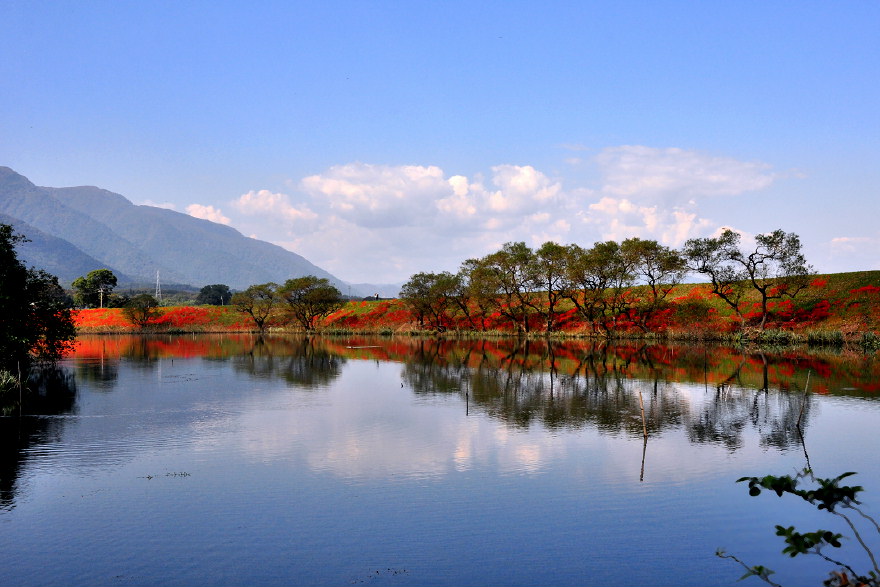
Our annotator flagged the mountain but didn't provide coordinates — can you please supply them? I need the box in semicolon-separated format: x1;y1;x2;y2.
0;212;132;283
0;166;357;292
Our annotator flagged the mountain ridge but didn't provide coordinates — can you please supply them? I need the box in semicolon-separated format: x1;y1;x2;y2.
0;166;366;292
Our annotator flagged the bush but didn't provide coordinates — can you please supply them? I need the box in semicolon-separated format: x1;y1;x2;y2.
122;294;161;327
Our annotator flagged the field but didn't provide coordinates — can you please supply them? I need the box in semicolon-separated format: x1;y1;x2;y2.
73;271;880;344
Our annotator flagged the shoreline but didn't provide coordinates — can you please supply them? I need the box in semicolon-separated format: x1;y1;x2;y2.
72;324;880;351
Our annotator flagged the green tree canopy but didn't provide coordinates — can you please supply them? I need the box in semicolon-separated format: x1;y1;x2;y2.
72;268;118;308
121;294;161;328
400;271;459;330
621;238;687;331
195;284;232;306
231;282;280;333
0;224;76;370
685;228;813;329
279;276;344;330
480;241;537;334
530;241;569;332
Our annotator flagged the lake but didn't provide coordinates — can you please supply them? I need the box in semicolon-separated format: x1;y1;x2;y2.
1;335;879;586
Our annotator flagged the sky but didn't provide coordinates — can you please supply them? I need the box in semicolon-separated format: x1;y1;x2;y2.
2;1;878;285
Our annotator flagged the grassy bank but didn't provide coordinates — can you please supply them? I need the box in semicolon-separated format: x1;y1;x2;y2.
74;271;880;346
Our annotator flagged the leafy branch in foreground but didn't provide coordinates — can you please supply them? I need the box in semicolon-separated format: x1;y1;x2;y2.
719;468;880;587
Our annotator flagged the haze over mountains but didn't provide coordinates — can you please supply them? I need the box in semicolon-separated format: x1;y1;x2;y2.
0;166;397;295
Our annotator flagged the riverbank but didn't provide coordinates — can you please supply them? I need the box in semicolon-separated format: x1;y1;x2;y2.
72;271;880;348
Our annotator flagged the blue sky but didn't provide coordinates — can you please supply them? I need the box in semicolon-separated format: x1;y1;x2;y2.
2;1;878;284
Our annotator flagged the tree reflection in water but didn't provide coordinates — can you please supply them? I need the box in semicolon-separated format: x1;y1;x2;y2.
231;335;345;388
399;338;816;452
0;367;76;510
66;334;877;451
4;334;872;509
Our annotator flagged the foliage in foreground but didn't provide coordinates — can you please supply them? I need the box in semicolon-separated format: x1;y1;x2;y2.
0;223;76;369
718;469;880;587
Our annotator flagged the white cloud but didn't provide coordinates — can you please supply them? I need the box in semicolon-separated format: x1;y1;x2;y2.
596;145;776;202
574;146;780;247
234;189;317;222
185;203;230;225
830;236;873;252
583;196;714;246
300;163;450;228
488;164;562;210
436;175;478;218
826;236;880;271
225;147;780;282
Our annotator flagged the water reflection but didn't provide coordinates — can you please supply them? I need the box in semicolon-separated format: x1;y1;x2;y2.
0;367;77;510
66;335;878;444
68;334;880;400
2;334;874;509
231;336;345;388
2;335;879;587
399;338;818;452
66;334;877;464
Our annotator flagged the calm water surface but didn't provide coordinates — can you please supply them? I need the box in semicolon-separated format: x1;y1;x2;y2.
1;335;878;586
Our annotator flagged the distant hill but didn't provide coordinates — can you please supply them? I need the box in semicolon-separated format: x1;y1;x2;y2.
0;166;358;292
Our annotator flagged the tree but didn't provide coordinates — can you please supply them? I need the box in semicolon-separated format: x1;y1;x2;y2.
736;230;813;330
621;238;687;331
447;266;481;330
481;242;537;334
593;240;638;331
530;241;569;333
195;284;232;306
0;224;76;370
562;243;605;332
458;257;499;331
122;294;161;328
685;229;813;329
72;269;118;308
279;276;344;331
400;271;459;330
684;229;749;325
231;282;280;333
563;241;636;334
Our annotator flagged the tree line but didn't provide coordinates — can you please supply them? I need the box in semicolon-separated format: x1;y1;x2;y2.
230;277;345;332
2;218;815;366
400;229;813;334
68;270;346;332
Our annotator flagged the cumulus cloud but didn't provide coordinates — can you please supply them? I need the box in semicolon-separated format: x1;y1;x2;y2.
596;145;776;202
233;189;317;222
185;204;230;225
225;147;780;282
233;162;570;281
300;163;449;228
830;236;873;252
488;165;562;211
825;236;880;271
576;146;779;246
582;195;715;246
